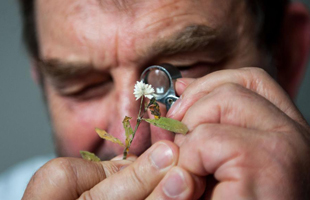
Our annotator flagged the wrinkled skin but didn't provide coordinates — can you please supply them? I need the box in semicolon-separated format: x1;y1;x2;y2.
23;0;310;199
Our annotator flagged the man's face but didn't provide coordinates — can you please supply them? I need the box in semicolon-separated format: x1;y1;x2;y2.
36;0;267;159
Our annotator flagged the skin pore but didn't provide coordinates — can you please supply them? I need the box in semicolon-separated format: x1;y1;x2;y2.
37;0;269;160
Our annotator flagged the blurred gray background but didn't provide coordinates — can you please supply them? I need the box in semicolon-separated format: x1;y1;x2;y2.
1;0;310;174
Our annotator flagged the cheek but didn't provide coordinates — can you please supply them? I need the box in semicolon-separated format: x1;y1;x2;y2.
47;89;111;157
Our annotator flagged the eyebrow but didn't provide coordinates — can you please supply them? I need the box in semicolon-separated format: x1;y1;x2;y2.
37;59;95;81
150;25;218;56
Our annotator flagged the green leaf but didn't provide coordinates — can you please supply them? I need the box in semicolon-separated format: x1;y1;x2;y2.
95;128;125;147
80;151;101;162
122;116;133;138
143;117;188;135
122;116;134;149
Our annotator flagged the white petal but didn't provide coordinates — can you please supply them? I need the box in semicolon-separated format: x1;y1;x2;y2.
133;80;154;100
144;94;154;99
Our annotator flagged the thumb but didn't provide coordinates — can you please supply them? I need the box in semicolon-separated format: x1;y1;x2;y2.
79;141;179;199
22;156;135;200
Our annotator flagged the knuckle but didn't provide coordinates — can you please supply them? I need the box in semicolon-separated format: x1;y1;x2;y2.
40;157;77;186
244;67;271;86
99;161;121;177
214;83;249;100
216;83;240;93
243;67;268;77
48;157;76;174
24;158;78;198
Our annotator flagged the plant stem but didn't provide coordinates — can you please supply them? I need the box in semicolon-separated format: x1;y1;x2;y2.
123;96;144;159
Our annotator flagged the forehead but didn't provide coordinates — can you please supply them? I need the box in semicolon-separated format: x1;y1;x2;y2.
36;0;250;65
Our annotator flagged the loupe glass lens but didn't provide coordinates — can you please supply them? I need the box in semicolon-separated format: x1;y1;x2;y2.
146;69;170;96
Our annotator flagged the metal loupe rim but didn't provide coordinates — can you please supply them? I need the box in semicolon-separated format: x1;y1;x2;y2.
140;64;181;100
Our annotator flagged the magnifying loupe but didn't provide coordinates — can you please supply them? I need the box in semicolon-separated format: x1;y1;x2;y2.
141;63;182;111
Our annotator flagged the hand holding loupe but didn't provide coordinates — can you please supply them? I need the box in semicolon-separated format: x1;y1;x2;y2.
140;64;182;111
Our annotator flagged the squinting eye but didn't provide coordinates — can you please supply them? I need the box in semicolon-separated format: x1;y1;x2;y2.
176;62;214;78
63;81;113;101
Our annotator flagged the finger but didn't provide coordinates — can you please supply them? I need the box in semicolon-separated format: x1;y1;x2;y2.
168;68;306;126
166;78;196;123
175;78;195;95
181;83;293;132
146;167;205;200
177;123;255;176
177;124;297;199
79;141;179;200
22;157;133;200
177;124;255;198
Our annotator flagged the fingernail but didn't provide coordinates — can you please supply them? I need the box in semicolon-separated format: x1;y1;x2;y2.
167;98;181;118
150;143;174;169
163;168;187;198
176;79;187;91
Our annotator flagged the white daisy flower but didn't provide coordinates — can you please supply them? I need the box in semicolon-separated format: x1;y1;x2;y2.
133;80;155;100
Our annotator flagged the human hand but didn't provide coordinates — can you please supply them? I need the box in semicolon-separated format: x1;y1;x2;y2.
22;141;205;199
167;67;310;199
